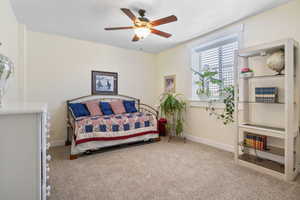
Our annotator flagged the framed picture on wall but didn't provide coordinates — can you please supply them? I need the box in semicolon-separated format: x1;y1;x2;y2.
164;75;176;93
91;71;118;95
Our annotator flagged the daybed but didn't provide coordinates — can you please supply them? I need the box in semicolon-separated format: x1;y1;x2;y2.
66;94;159;159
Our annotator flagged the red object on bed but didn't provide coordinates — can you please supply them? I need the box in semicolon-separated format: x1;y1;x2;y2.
158;118;167;136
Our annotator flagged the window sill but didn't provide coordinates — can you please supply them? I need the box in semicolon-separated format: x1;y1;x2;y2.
189;99;225;109
189;98;243;110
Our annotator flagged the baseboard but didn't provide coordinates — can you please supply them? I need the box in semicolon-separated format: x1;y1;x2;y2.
51;135;234;150
185;134;234;152
50;140;65;147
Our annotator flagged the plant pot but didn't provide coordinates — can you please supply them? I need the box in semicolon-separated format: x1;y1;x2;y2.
240;72;253;78
197;93;210;101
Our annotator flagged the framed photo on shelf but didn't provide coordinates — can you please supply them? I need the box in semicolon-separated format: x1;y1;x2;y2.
91;71;118;95
164;75;176;93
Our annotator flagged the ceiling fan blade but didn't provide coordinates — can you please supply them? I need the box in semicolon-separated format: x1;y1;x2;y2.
151;29;172;38
104;26;133;31
121;8;136;22
150;15;177;27
132;35;139;42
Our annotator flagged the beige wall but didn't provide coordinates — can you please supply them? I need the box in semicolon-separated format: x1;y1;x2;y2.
25;31;157;144
0;0;20;103
155;0;300;149
2;0;300;148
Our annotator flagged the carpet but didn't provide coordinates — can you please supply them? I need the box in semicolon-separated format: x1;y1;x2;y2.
49;138;300;200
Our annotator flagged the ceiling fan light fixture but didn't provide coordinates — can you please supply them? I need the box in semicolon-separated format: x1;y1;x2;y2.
134;27;151;39
105;8;177;41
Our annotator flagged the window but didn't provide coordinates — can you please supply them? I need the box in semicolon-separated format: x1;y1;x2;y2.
191;35;238;100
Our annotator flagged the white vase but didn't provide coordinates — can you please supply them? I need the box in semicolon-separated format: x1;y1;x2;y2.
0;54;14;107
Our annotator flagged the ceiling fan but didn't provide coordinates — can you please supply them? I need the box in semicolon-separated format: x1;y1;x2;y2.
104;8;178;42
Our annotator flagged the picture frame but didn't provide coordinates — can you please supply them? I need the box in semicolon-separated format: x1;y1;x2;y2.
91;71;118;95
164;75;176;93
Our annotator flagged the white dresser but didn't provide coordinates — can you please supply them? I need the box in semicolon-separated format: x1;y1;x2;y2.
0;103;51;200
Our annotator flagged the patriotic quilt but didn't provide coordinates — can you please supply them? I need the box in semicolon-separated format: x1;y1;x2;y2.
74;112;158;144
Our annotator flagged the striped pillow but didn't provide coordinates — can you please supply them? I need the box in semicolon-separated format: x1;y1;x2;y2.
85;100;102;116
109;100;126;114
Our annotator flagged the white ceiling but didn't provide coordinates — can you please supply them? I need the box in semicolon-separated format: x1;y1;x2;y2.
10;0;291;53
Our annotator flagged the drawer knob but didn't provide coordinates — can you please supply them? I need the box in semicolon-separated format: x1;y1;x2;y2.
46;143;51;150
47;167;50;172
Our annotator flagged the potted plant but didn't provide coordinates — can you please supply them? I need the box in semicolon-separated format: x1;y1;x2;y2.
192;68;235;125
206;85;235;125
240;67;254;78
159;93;186;141
191;67;222;99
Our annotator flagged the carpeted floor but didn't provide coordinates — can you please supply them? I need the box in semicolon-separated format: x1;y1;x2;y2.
49;138;300;200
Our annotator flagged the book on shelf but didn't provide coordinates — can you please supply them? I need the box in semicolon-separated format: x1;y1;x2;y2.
244;133;267;151
255;87;278;103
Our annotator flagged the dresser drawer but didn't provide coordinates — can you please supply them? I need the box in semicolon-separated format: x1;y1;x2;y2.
0;104;48;200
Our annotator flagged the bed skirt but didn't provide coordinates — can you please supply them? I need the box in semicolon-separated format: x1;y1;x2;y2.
71;132;159;155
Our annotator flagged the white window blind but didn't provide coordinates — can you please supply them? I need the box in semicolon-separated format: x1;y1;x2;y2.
192;37;238;99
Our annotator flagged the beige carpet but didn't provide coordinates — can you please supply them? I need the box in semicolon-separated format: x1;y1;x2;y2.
49;138;300;200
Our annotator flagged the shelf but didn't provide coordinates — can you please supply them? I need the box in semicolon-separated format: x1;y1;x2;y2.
238;101;284;104
239;123;285;139
238;38;299;57
235;38;299;181
239;142;284;156
238;154;284;174
240;74;285;80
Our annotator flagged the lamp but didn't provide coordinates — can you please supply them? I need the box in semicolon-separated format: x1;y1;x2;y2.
134;27;151;39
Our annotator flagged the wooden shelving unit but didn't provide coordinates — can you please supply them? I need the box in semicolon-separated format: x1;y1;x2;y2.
234;38;300;181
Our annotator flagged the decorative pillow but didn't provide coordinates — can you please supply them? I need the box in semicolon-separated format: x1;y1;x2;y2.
100;102;113;115
123;100;138;113
109;100;126;115
109;100;126;114
69;103;90;118
85;100;102;116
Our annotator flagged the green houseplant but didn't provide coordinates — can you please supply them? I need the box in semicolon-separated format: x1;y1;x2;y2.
159;93;186;139
191;67;222;98
205;85;235;125
192;68;235;125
